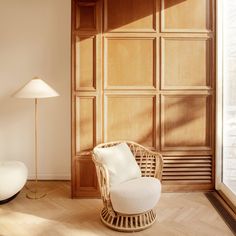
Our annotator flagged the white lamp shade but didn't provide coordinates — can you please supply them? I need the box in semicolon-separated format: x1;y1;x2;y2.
14;77;59;99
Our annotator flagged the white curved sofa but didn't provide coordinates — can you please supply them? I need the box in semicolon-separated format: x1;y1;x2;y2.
0;161;28;203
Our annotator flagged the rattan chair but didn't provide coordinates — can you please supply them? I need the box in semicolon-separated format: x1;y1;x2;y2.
92;141;163;232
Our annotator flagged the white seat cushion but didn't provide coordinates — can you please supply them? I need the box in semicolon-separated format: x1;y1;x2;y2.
93;143;141;186
110;177;161;214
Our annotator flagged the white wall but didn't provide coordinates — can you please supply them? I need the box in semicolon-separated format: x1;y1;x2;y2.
0;0;71;180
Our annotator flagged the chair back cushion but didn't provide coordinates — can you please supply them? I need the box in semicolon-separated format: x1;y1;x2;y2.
93;142;141;186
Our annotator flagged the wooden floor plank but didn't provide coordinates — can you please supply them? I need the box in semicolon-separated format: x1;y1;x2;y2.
0;181;233;236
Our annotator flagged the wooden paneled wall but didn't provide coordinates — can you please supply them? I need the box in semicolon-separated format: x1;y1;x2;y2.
71;0;215;197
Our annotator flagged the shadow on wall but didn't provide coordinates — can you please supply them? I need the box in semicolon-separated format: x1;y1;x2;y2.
74;0;187;41
78;96;208;153
104;96;208;148
104;0;187;32
75;0;212;152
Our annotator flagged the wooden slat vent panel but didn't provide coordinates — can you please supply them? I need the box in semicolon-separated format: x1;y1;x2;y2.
162;156;212;183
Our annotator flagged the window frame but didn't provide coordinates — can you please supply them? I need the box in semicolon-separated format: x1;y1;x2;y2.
215;0;236;207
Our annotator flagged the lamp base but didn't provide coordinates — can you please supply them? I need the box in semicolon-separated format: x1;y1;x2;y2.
26;190;46;199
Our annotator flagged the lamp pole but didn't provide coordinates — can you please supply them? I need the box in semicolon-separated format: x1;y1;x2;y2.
35;98;38;188
26;98;45;199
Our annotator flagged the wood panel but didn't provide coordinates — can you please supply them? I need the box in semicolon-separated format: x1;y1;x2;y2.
76;96;96;153
104;0;158;32
104;95;156;148
75;157;99;197
161;0;213;32
161;94;212;151
75;36;96;90
72;0;216;195
75;1;97;31
105;37;156;89
161;37;212;90
72;0;102;198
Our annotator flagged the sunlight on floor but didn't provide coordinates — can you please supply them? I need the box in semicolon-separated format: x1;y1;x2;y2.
0;181;233;236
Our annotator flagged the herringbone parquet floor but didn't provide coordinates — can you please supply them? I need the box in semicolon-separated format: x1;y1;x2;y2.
0;181;233;236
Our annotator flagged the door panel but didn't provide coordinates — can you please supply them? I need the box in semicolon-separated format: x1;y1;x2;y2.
161;94;212;150
161;37;212;89
105;0;157;32
75;36;96;90
105;38;156;88
75;1;97;31
105;95;156;148
162;0;213;32
76;97;96;153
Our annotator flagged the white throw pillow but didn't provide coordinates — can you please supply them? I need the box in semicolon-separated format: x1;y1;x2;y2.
93;143;141;186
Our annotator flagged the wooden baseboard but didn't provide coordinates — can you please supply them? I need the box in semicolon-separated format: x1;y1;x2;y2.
217;190;236;214
205;191;236;235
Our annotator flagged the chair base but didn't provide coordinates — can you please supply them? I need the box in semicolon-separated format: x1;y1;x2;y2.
100;207;157;232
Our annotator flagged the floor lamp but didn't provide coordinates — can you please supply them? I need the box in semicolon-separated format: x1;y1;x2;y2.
14;77;59;199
